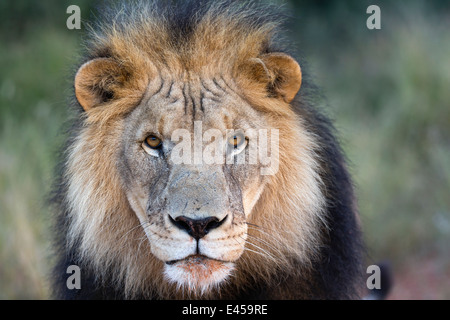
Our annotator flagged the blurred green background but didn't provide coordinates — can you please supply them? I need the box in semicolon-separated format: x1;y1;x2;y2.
0;0;449;299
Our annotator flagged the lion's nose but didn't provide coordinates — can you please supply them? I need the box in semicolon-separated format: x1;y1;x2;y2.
169;215;227;240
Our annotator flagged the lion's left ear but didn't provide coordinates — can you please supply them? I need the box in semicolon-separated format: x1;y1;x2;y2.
241;53;302;103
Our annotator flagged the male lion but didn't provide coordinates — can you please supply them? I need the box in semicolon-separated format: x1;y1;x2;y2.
51;0;364;299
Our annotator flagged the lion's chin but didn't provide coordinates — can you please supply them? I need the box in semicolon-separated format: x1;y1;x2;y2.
163;255;234;294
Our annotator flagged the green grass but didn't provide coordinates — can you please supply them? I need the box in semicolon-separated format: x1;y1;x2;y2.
0;1;449;299
0;26;80;299
306;7;450;265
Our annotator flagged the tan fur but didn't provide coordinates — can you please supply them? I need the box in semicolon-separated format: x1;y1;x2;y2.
67;5;326;299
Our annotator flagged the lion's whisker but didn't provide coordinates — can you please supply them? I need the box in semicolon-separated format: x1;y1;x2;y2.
244;234;279;253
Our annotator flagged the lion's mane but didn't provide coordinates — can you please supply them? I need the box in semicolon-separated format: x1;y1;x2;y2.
51;0;364;300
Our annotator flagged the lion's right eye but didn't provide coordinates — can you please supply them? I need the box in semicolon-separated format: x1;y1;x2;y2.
145;135;162;149
142;135;163;157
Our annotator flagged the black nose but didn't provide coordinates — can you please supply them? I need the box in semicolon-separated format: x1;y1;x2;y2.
170;215;227;240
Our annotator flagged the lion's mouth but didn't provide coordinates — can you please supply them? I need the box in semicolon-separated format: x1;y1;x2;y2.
165;254;225;265
163;254;235;292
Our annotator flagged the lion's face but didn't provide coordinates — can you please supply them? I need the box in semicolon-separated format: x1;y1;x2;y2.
59;1;363;299
71;46;314;297
119;75;273;291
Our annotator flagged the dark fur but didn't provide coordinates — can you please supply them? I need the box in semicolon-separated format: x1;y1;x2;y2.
51;0;364;300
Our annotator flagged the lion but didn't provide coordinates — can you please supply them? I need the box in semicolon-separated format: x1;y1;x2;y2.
51;0;364;299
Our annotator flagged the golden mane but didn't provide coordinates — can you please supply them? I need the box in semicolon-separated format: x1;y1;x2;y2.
82;0;288;122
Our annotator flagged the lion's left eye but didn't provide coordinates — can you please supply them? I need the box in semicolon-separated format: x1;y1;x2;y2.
227;132;248;155
228;135;243;148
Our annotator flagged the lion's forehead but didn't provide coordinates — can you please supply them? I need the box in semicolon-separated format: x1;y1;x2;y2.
124;74;267;139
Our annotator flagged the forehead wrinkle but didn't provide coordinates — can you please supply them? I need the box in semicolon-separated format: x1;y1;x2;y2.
130;87;185;138
134;75;260;138
158;114;166;136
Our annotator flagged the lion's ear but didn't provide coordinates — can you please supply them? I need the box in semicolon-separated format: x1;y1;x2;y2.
243;53;302;103
74;58;128;111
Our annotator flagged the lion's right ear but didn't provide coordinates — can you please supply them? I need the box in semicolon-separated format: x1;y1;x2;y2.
74;58;127;111
239;53;302;104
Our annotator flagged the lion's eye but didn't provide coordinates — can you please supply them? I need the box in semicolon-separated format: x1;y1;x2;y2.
227;131;248;156
145;135;162;149
142;135;163;157
228;135;243;148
